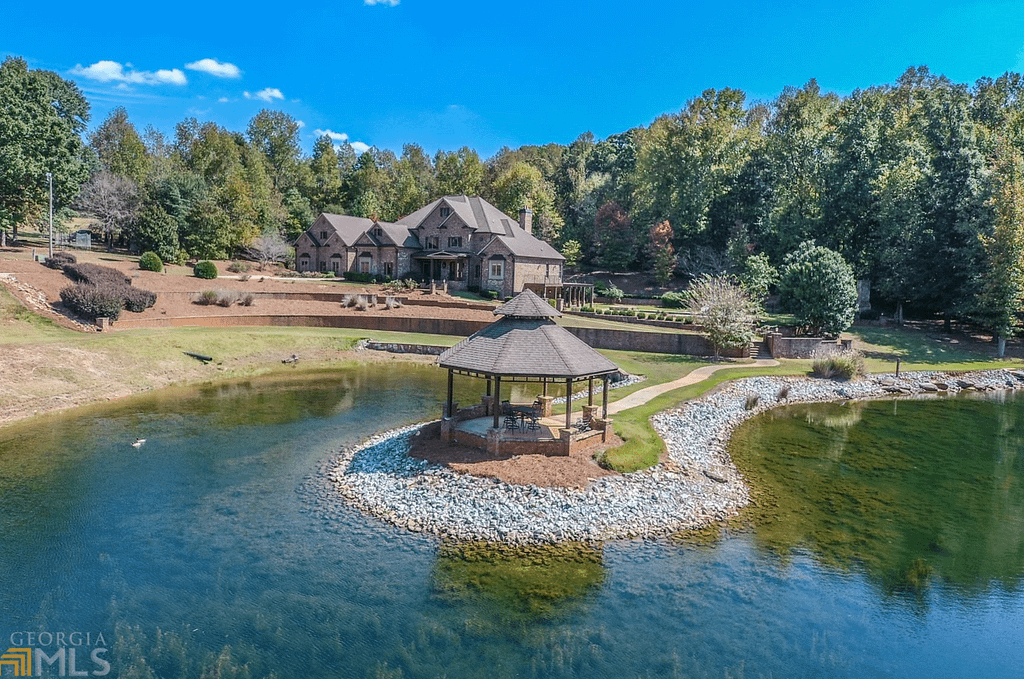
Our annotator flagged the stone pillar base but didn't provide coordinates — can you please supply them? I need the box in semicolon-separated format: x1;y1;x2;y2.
441;417;454;443
481;394;495;416
96;317;111;331
593;417;613;442
537;395;554;418
487;428;501;456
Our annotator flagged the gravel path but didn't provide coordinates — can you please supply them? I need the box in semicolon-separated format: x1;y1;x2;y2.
308;367;1024;544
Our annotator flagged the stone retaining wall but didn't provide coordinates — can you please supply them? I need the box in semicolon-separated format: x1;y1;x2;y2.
111;313;733;357
765;333;837;359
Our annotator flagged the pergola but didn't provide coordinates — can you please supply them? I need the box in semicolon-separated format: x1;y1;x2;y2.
438;289;620;433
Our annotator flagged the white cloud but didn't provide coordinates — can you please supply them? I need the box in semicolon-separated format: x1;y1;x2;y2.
71;60;187;86
314;128;349;142
350;141;371;154
217;96;232;103
185;58;242;78
244;88;285;102
365;0;399;5
296;120;306;129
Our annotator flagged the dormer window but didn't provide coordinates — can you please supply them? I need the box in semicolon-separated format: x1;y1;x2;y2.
320;230;328;240
439;207;452;218
373;227;383;238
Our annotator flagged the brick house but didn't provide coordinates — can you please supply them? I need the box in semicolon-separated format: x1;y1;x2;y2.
294;196;564;297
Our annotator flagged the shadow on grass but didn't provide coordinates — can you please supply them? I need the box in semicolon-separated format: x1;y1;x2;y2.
852;325;1003;366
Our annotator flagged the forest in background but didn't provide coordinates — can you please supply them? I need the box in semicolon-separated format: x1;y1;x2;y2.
5;55;1024;336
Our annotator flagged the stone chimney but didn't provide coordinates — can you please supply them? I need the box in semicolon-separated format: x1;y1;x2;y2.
518;207;533;235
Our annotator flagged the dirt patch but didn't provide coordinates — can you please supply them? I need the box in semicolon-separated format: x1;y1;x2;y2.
407;421;621;489
0;255;496;330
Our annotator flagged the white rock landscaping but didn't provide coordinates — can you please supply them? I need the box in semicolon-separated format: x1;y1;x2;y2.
308;369;1024;544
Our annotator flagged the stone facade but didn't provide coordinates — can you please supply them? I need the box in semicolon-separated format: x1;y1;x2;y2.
293;196;564;294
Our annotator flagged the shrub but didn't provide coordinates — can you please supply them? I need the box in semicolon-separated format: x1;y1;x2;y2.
859;309;881;321
63;263;130;287
59;283;124;320
605;284;624;302
239;293;255;307
216;291;236;307
44;252;76;270
139;251;163;272
342;294;355;308
467;284;480;293
403;278;419;290
343;271;373;283
226;260;252;273
121;286;157;312
661;291;686;308
195;290;219;305
479;289;499;300
384;295;401;309
811;347;865;380
744;394;760;410
194;260;218;279
355;296;368;311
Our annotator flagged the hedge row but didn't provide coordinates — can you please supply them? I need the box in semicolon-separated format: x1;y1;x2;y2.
43;252;76;270
62;262;131;287
59;283;157;320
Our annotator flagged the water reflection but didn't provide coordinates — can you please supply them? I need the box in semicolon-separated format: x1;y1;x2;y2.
730;392;1024;601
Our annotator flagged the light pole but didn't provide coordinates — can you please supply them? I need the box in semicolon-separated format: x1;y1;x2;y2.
46;171;53;258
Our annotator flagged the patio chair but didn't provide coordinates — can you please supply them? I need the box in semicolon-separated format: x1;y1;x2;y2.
503;413;520;430
527;413;541;431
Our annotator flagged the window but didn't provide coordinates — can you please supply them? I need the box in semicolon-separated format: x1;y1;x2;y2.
448;236;462;248
320;230;328;240
475;264;481;279
318;261;327;272
440;207;452;218
426;236;439;249
373;227;383;238
489;261;503;278
359;256;372;274
385;262;393;277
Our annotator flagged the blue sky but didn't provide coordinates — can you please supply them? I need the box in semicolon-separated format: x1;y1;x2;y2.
5;0;1024;158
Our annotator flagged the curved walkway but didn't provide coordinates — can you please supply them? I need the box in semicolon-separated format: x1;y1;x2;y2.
608;358;780;414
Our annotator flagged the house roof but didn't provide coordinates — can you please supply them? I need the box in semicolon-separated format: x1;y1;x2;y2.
319;214;375;246
398;195;564;261
438;290;616;379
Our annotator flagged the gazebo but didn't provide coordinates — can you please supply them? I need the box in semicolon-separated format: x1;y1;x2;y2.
437;289;621;456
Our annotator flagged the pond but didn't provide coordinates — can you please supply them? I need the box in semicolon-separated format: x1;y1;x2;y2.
1;365;1023;678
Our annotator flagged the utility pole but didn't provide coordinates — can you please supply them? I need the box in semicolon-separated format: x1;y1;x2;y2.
46;171;53;258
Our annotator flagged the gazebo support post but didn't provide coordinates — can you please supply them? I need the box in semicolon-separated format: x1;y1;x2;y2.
485;377;492;415
493;375;502;429
542;379;548;396
446;369;454;418
602;374;609;418
588;377;594;406
565;377;573;430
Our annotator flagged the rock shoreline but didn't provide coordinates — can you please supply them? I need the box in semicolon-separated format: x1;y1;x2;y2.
306;368;1024;544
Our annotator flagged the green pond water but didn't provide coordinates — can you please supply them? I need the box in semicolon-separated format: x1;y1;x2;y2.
1;365;1023;678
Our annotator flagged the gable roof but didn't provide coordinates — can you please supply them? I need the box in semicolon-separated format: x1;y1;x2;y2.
399;196;564;261
318;214;375;246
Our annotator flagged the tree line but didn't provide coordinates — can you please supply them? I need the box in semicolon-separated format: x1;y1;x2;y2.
4;55;1024;339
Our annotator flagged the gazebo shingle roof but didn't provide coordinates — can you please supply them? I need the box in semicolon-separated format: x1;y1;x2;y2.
493;288;562;318
439;290;617;379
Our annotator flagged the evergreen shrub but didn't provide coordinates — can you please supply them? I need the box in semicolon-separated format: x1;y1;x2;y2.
139;251;163;272
194;261;218;279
